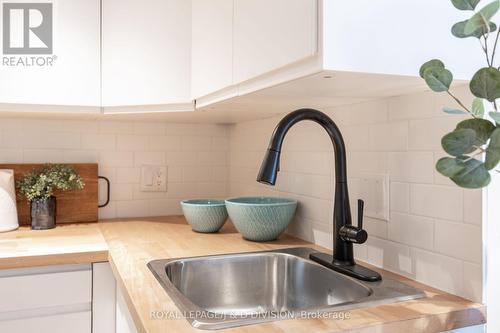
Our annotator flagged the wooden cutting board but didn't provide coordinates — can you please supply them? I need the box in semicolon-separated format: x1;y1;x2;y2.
0;163;98;225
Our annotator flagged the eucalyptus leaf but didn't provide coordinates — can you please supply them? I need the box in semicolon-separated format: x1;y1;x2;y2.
456;118;496;144
423;67;453;92
452;20;497;38
472;98;485;117
470;67;500;102
443;107;467;114
464;0;500;34
489;111;500;124
419;59;445;78
452;0;481;10
436;157;466;177
450;158;491;188
485;127;500;169
442;128;477;156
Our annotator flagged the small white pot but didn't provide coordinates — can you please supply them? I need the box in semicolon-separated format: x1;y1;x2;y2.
0;169;19;232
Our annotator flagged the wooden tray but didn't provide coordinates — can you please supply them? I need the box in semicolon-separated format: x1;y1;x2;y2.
0;163;98;225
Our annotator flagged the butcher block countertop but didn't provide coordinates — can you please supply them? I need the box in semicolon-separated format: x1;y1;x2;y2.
0;216;486;332
0;222;108;269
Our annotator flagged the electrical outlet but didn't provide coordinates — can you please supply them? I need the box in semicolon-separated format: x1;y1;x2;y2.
140;165;167;192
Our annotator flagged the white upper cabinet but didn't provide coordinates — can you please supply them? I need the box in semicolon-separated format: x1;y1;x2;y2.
233;0;318;84
102;0;192;109
321;0;482;80
191;0;233;100
0;0;100;108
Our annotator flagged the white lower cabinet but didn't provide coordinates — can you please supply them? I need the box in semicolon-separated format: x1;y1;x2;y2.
116;287;139;333
0;262;117;333
0;311;91;333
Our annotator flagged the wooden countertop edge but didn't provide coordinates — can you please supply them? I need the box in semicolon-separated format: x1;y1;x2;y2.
0;250;109;270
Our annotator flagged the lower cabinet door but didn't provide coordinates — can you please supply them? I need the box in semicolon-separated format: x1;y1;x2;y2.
0;311;91;333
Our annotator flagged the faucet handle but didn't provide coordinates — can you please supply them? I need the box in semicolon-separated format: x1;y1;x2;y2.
357;199;364;230
339;199;367;244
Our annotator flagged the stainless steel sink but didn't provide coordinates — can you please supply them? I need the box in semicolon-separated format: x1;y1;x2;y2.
148;247;424;330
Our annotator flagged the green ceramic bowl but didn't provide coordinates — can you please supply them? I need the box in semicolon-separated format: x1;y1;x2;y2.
225;197;297;242
181;199;228;233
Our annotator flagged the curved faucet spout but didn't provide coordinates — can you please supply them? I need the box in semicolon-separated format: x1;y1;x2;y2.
257;108;347;185
257;108;381;282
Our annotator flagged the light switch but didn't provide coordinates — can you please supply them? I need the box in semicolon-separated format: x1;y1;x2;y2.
349;174;389;221
141;165;167;192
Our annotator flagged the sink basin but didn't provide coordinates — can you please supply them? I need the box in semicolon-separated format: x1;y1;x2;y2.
148;247;424;330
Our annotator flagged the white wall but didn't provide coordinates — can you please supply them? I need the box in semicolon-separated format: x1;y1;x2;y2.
228;85;483;302
0;119;229;219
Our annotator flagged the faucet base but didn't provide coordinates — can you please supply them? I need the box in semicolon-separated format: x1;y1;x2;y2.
310;252;382;282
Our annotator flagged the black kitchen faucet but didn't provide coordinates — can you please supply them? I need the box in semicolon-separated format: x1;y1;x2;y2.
257;108;381;281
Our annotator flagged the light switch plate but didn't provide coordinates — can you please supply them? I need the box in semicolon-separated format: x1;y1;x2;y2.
140;165;167;192
349;173;389;221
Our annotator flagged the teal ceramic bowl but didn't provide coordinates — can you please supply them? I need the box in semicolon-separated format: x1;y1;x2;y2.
225;197;297;242
181;199;228;233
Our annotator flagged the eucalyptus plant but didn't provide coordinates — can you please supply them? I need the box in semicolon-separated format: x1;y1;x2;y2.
421;0;500;188
18;164;85;202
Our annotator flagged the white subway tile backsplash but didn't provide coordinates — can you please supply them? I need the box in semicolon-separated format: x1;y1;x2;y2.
463;189;482;225
388;213;434;250
98;201;116;220
411;248;463;295
369;122;408;151
99;151;134;167
62;150;99;163
115;200;149;218
111;183;134;201
81;134;116;150
116;168;141;184
387;91;435;120
117;135;149;151
150;199;181;216
211;136;230;152
388;152;434;183
133;151;165;167
166;151;198;166
462;261;482;303
182;166;211;183
348;152;388;176
410;184;463;221
343;99;389;126
99;121;134;134
0;149;23;163
0;118;229;227
408;118;456;151
390;182;409;213
198;151;228;166
133;122;165;135
434;219;482;263
182;136;210;151
24;149;64;163
363;217;388;238
149;136;182;152
366;237;412;277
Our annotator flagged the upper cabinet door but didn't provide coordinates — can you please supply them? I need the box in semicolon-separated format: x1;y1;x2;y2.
102;0;192;108
191;0;233;100
233;0;318;84
0;0;100;107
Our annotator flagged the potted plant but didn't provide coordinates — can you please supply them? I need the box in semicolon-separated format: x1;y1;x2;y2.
420;0;500;188
17;164;85;230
